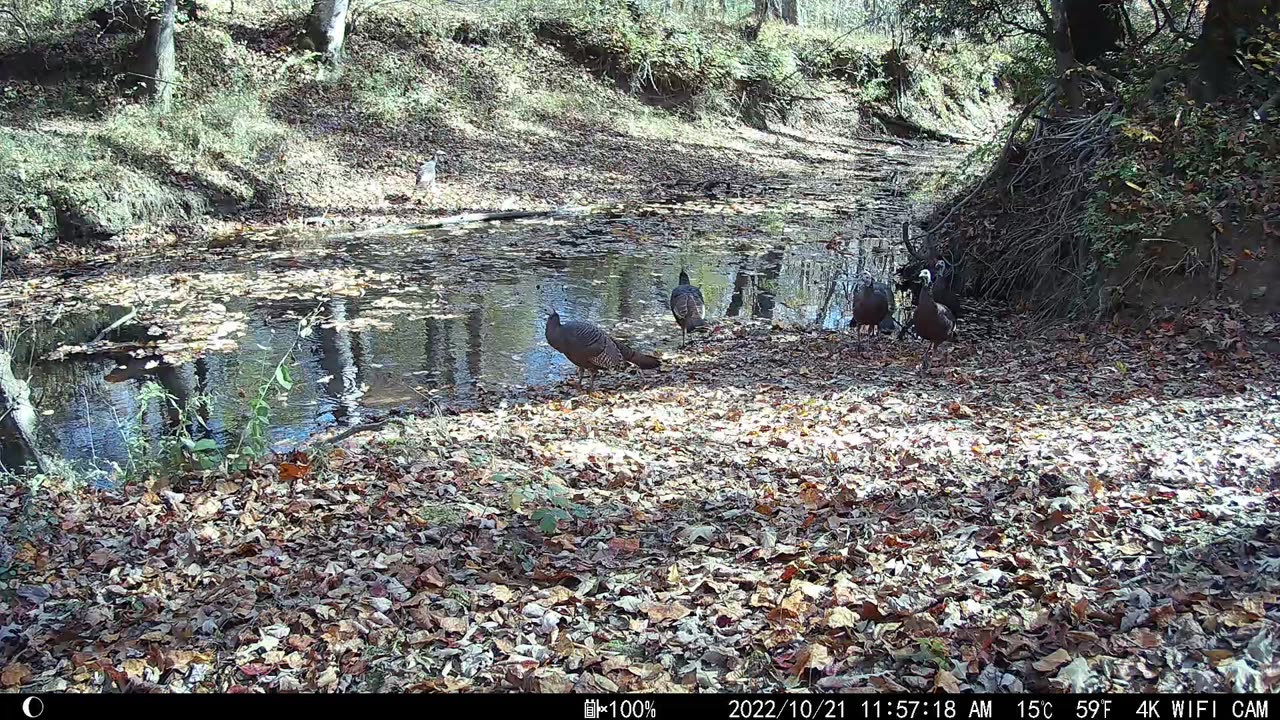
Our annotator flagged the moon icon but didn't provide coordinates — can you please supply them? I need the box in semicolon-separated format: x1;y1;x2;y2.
22;696;45;718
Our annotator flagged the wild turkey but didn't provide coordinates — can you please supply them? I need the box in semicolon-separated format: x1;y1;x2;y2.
897;259;960;341
545;310;661;390
929;259;962;319
849;277;892;350
913;267;956;375
415;151;441;195
669;270;707;346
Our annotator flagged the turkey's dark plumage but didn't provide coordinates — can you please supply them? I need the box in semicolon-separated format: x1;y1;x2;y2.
850;278;892;349
898;259;960;341
669;270;707;346
545;311;660;389
913;268;956;375
929;259;962;319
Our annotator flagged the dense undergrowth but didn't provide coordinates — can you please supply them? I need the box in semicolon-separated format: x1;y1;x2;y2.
0;0;1011;254
923;29;1280;320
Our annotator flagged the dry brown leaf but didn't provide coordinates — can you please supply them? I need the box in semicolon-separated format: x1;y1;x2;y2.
1;663;32;688
1203;649;1235;664
933;669;961;693
644;601;692;623
609;537;641;554
792;643;831;677
1033;648;1072;673
826;606;860;629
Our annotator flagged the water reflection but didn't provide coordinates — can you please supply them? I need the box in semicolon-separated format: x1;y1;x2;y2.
8;173;937;473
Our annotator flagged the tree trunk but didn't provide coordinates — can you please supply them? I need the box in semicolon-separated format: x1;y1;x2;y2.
307;0;350;70
1051;0;1083;109
780;0;798;24
1065;0;1125;63
1194;0;1278;101
0;349;52;475
754;0;781;21
139;0;177;111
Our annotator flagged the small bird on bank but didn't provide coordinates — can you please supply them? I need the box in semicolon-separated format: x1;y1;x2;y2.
415;151;442;195
544;309;661;391
913;266;956;375
669;269;707;346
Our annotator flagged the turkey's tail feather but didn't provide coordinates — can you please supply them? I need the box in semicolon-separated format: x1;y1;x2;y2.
686;317;708;332
614;338;662;369
629;352;662;370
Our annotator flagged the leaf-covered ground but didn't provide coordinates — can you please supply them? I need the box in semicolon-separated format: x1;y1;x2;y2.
3;306;1280;693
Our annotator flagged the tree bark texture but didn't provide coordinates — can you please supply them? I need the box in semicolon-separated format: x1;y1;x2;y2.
139;0;177;111
307;0;350;69
754;0;782;21
1065;0;1126;63
0;349;52;475
781;0;798;25
1051;0;1083;108
1195;0;1279;101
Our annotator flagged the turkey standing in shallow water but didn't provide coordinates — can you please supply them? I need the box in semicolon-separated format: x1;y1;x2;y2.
544;310;661;390
669;270;707;346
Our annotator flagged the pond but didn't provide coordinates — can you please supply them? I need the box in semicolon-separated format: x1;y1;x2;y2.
1;138;961;476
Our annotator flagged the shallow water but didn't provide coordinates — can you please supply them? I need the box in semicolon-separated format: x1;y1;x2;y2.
4;139;956;475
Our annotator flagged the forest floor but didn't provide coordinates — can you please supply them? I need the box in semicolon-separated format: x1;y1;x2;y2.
5;305;1280;693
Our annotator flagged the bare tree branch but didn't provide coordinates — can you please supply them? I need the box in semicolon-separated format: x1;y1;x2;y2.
927;85;1056;237
0;6;33;49
1148;0;1197;42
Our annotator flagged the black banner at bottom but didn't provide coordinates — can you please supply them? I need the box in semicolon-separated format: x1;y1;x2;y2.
8;692;1277;720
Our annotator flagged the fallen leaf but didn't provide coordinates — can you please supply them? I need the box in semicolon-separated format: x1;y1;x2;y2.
1;663;32;688
933;669;961;693
609;537;641;554
826;606;860;629
1053;657;1094;692
1033;648;1071;672
792;643;831;677
644;601;692;623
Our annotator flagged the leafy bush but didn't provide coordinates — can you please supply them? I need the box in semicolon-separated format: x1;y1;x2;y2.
1088;95;1280;267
